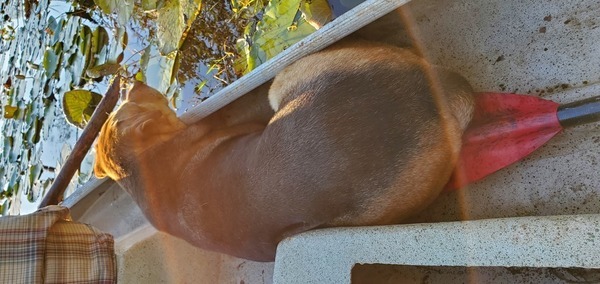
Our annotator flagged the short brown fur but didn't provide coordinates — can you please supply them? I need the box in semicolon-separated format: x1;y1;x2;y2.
94;14;474;261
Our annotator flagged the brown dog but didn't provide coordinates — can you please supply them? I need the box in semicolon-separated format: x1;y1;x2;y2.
94;33;473;261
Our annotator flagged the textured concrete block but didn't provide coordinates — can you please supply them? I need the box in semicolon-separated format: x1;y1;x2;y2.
274;215;600;283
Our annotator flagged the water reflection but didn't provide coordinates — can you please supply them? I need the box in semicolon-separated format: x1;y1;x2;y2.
0;0;108;214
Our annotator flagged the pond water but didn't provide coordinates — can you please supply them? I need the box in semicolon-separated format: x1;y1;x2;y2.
0;0;185;215
1;0;84;214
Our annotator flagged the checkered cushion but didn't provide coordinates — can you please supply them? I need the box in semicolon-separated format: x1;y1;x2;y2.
0;205;116;283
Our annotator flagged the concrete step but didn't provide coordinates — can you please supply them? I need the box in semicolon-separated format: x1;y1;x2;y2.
274;214;600;283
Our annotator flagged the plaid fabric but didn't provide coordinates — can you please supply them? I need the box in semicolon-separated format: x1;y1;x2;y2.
0;205;116;283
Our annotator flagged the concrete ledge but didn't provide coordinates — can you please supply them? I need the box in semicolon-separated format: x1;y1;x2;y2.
273;214;600;283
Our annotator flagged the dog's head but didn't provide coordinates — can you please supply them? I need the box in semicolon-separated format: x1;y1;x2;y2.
94;81;186;180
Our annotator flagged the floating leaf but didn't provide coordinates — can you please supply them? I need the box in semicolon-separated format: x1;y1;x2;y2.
3;137;11;159
139;44;175;93
234;39;251;75
53;42;64;55
105;27;127;64
79;25;93;67
4;105;18;119
27;60;40;70
47;16;65;46
62;90;103;128
3;78;11;89
156;0;184;54
67;51;87;86
94;0;134;25
86;62;121;78
299;0;333;29
88;27;109;70
25;118;42;144
156;0;202;55
170;51;181;84
15;74;26;80
238;0;316;73
43;47;59;78
28;164;43;192
10;183;20;203
0;200;8;216
120;29;128;48
8;136;22;163
141;0;158;10
23;103;33;125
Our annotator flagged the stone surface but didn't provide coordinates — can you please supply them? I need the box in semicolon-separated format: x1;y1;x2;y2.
407;0;600;224
274;215;600;283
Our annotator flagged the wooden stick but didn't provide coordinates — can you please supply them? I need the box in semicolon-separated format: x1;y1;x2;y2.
39;76;122;208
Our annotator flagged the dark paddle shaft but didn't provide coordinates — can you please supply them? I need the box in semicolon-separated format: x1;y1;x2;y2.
557;96;600;128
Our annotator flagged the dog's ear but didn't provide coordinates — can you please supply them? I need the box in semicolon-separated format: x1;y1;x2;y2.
126;81;167;104
136;114;168;137
93;117;117;179
93;159;108;178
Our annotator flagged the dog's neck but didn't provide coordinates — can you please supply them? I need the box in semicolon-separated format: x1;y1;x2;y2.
116;141;184;232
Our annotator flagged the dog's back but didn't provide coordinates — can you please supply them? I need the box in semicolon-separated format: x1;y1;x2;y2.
262;39;472;226
158;39;474;261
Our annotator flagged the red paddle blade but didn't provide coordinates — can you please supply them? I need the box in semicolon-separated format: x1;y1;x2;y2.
446;93;562;190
